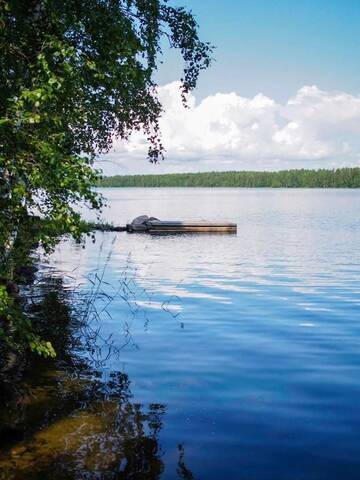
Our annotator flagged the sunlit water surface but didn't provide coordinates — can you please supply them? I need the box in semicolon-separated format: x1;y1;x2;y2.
3;188;360;479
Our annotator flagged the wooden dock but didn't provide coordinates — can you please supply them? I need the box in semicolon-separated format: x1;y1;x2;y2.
126;220;237;234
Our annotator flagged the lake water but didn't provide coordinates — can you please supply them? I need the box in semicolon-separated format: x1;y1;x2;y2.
2;188;360;479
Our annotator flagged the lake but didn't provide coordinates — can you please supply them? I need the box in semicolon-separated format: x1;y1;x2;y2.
1;188;360;479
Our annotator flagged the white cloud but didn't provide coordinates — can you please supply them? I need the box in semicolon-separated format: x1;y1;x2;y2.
99;82;360;174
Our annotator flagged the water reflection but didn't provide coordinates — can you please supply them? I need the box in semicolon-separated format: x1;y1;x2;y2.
0;374;166;479
3;189;360;479
0;271;192;480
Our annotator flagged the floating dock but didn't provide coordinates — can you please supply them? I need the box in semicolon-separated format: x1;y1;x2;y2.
126;220;237;234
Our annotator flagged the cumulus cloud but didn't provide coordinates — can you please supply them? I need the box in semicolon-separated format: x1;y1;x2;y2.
100;82;360;174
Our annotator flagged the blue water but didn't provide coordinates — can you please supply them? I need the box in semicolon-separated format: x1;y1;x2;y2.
51;188;360;479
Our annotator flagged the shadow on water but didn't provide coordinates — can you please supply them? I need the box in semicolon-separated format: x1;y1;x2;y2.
0;268;193;480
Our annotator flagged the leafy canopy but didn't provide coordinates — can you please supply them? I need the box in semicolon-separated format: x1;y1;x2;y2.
0;0;212;355
0;0;212;259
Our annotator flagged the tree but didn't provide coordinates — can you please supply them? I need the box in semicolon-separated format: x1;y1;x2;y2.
0;0;212;355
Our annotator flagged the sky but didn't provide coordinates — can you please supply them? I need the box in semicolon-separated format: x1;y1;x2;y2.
99;0;360;175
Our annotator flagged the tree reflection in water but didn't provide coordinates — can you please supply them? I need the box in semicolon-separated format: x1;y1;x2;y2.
0;270;194;479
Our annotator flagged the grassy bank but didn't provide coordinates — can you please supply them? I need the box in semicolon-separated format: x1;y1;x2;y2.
98;168;360;188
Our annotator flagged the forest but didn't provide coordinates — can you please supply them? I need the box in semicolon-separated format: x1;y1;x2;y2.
98;168;360;188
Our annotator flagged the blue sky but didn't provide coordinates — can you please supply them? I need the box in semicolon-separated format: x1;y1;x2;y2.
102;0;360;174
157;0;360;101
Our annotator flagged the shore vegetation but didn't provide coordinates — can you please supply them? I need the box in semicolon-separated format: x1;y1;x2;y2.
0;0;211;361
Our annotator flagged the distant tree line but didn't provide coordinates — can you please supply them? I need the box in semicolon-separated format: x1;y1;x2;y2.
98;168;360;188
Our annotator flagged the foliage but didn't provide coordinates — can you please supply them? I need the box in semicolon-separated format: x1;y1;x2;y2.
0;0;212;355
98;168;360;188
0;284;56;358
